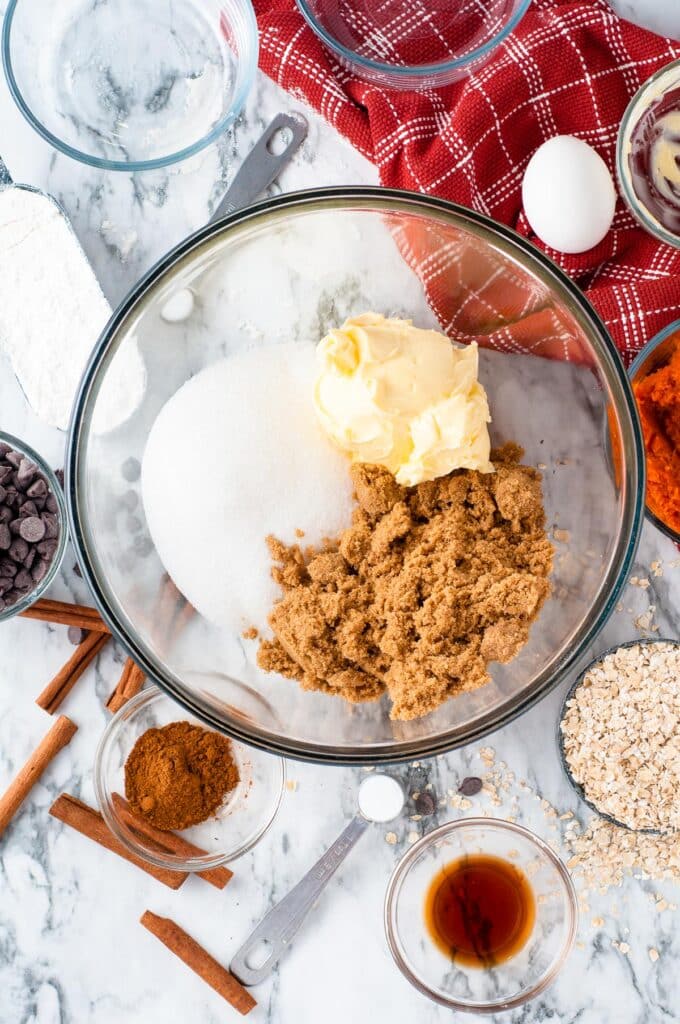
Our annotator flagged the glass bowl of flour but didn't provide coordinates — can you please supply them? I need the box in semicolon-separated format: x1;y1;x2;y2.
67;188;644;764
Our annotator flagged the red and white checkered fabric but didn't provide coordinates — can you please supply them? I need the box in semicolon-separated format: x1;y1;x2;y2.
253;0;680;364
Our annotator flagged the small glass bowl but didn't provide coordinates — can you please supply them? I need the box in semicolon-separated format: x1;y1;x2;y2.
628;319;680;544
384;818;577;1014
2;0;258;171
94;686;285;870
296;0;530;90
617;58;680;248
0;431;67;624
558;638;680;835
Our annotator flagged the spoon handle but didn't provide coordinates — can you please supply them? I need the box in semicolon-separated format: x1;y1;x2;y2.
210;112;308;223
230;814;369;986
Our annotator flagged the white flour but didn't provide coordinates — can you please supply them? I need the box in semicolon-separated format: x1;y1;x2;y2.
0;186;145;432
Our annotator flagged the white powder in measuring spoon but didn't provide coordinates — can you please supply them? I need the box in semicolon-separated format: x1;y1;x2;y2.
358;775;405;823
0;187;145;432
142;343;355;633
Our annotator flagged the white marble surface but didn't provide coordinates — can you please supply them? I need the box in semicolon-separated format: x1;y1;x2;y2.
1;2;680;1022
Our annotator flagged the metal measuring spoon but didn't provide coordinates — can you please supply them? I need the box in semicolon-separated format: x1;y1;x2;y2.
230;773;405;986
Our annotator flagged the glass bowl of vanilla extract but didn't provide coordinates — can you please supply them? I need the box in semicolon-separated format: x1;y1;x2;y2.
384;818;577;1013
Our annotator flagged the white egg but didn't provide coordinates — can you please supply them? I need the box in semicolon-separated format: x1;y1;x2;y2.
522;135;616;254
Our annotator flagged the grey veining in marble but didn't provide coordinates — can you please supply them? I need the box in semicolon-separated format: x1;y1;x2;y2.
1;2;680;1023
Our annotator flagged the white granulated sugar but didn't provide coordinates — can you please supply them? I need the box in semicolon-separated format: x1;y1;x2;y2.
358;774;405;823
142;344;355;632
0;186;145;432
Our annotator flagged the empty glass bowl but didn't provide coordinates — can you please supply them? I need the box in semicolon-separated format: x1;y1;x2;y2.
68;188;643;764
296;0;530;89
384;819;578;1013
95;686;285;870
0;431;67;623
628;319;680;544
2;0;258;171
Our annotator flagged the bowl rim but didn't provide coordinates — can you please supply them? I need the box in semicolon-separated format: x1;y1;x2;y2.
1;0;259;172
616;57;680;250
66;185;645;765
383;816;578;1013
295;0;531;81
557;636;680;837
94;685;286;870
0;430;68;623
628;317;680;545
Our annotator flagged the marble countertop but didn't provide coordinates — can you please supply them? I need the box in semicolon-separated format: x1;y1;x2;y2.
1;2;680;1022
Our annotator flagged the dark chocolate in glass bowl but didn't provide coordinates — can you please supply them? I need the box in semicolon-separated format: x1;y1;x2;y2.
67;188;644;765
0;430;67;623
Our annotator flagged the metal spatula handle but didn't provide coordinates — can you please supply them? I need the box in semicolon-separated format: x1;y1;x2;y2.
210;112;308;223
230;814;369;986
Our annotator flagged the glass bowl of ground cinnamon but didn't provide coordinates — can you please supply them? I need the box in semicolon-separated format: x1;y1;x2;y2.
629;320;680;544
94;687;285;871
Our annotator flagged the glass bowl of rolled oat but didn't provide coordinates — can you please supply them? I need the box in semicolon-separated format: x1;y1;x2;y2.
558;638;680;835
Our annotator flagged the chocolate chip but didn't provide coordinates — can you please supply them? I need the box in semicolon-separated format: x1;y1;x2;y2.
0;467;11;484
19;517;46;543
415;791;436;816
4;488;19;508
45;494;58;513
26;477;47;499
0;559;17;577
458;776;483;797
31;558;49;584
42;513;59;539
0;486;5;505
0;442;11;458
9;537;28;562
5;451;21;468
0;578;11;596
9;519;23;536
20;500;38;518
0;524;10;551
14;569;32;591
23;548;36;570
68;626;88;645
55;468;64;488
16;458;37;488
0;507;10;525
3;589;20;606
121;457;141;482
36;539;58;559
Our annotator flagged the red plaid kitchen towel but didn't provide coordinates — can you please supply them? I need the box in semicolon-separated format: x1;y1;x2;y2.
253;0;680;364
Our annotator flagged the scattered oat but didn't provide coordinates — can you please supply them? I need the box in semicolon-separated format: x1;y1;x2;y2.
613;940;631;955
385;831;398;845
285;780;298;792
591;916;605;928
651;561;663;577
553;527;570;542
649;947;660;962
479;747;495;764
407;831;419;844
634;606;657;631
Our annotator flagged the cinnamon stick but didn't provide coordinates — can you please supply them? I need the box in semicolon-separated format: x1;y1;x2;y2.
112;794;233;890
0;716;77;839
140;911;256;1015
20;599;110;634
106;658;145;714
50;794;188;890
36;630;111;714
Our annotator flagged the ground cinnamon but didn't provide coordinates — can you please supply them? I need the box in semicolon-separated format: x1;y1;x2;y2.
125;722;239;831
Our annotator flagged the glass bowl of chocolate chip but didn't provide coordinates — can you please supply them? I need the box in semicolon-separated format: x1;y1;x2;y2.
95;686;286;871
0;431;67;621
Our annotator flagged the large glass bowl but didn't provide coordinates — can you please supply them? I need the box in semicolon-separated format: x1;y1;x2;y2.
67;188;644;764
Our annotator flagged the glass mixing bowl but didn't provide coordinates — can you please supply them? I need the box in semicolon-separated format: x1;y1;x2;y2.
67;188;644;764
384;819;578;1013
296;0;530;90
2;0;258;171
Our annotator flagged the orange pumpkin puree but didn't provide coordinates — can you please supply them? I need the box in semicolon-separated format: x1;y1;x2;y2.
633;345;680;534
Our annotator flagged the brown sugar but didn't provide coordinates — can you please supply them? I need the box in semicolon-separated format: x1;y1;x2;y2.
124;721;240;831
257;444;554;720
